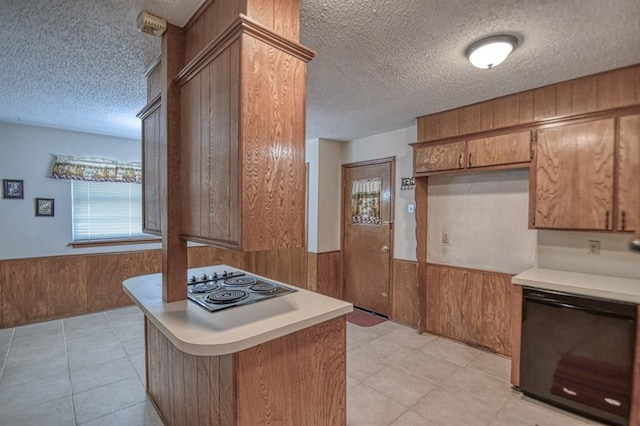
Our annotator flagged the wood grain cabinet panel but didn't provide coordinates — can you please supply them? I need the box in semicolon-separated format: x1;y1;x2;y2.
142;103;162;235
618;114;640;232
179;32;310;251
425;265;512;356
467;131;531;168
535;119;615;230
414;142;465;174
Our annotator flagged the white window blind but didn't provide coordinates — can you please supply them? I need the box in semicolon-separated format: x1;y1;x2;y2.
71;181;146;241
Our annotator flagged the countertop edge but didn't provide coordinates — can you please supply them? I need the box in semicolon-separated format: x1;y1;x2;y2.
511;267;640;304
123;270;353;356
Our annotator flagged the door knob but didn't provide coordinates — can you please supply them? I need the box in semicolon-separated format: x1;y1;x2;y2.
380;246;389;253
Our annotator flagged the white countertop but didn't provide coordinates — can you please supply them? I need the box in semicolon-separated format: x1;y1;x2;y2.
512;267;640;303
123;265;353;356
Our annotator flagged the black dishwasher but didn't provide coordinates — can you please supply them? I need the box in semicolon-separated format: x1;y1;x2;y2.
520;287;636;426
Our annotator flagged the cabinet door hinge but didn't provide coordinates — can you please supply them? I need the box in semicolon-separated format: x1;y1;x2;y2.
532;217;536;226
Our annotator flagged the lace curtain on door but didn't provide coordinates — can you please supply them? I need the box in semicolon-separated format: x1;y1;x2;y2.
351;178;381;225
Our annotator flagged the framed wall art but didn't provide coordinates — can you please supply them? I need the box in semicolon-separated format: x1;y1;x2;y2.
35;198;55;217
3;179;24;199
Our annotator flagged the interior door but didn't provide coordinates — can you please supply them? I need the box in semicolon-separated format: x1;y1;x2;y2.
342;158;394;315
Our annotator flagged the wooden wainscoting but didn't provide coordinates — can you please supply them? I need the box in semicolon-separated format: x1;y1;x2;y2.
313;251;342;299
146;316;346;425
424;263;513;356
0;246;251;328
250;247;308;288
391;259;418;328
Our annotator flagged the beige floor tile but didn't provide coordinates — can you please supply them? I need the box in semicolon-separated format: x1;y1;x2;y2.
498;395;586;426
347;383;407;426
391;409;440;426
397;350;459;382
78;400;163;426
68;340;128;371
0;396;74;426
466;351;511;382
441;367;512;410
347;322;395;348
360;337;417;364
121;336;145;356
347;374;360;390
363;365;437;407
421;337;480;366
1;355;68;387
13;319;62;337
4;341;67;369
412;386;500;426
347;347;390;382
73;376;147;424
65;327;120;349
70;356;137;394
379;326;437;349
0;371;71;415
129;351;146;380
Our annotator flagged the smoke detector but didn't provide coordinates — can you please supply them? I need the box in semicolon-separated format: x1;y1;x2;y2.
137;11;167;37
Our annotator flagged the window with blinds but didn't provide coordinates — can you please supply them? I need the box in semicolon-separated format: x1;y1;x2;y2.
71;180;146;241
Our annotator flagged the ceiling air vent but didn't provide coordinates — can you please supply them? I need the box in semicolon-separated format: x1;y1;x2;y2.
137;11;167;37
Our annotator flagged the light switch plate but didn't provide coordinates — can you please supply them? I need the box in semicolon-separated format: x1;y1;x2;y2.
407;203;415;214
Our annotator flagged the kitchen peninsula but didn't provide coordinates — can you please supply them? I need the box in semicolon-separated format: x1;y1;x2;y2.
124;265;352;425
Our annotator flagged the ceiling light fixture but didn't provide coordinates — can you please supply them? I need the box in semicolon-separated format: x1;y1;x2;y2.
466;35;518;69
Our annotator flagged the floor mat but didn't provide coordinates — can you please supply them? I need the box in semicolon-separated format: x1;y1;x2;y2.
346;308;387;327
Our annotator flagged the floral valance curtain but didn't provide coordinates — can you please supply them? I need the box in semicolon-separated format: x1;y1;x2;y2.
51;155;142;184
351;178;381;225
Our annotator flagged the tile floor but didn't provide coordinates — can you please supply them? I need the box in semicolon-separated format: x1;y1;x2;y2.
0;306;604;426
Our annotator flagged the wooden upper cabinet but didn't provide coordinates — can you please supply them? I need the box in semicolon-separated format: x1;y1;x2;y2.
467;131;531;168
535;119;615;230
414;141;465;174
617;114;640;232
138;97;162;236
180;31;312;251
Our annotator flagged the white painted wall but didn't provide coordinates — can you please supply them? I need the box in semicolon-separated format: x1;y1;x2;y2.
344;125;417;261
537;231;640;279
0;122;160;260
305;138;344;253
427;169;537;274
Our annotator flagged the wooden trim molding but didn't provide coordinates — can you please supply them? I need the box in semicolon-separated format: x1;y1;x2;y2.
136;94;161;119
69;237;161;248
143;55;162;78
176;14;315;86
630;305;640;425
510;284;523;387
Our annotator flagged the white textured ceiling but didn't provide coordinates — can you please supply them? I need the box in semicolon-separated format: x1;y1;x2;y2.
1;0;639;141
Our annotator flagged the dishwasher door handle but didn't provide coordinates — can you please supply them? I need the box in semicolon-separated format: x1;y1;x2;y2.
524;296;634;320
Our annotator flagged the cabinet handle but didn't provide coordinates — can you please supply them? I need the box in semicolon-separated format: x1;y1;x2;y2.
605;210;610;230
458;154;462;168
468;153;472;167
621;211;626;231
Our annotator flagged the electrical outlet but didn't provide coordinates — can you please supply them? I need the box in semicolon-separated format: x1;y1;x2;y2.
442;233;449;244
588;240;600;255
407;203;415;214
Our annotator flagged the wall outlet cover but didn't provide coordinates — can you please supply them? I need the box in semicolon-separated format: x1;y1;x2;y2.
588;240;600;255
407;203;415;214
442;233;449;244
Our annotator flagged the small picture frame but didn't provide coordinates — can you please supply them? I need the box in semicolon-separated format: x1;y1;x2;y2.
3;179;24;199
35;198;55;217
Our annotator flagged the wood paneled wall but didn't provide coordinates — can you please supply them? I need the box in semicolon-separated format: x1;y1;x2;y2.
184;0;300;65
146;316;346;425
425;263;513;356
391;260;418;328
0;246;251;328
417;64;640;142
250;247;308;288
305;251;342;299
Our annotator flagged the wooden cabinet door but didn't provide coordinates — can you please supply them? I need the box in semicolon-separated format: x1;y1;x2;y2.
535;119;615;230
141;101;162;235
617;114;640;232
467;131;531;168
480;273;512;356
414;141;465;174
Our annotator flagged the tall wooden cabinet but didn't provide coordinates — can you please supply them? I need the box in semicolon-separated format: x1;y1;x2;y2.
533;114;640;232
177;22;313;251
534;119;615;230
618;114;640;232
